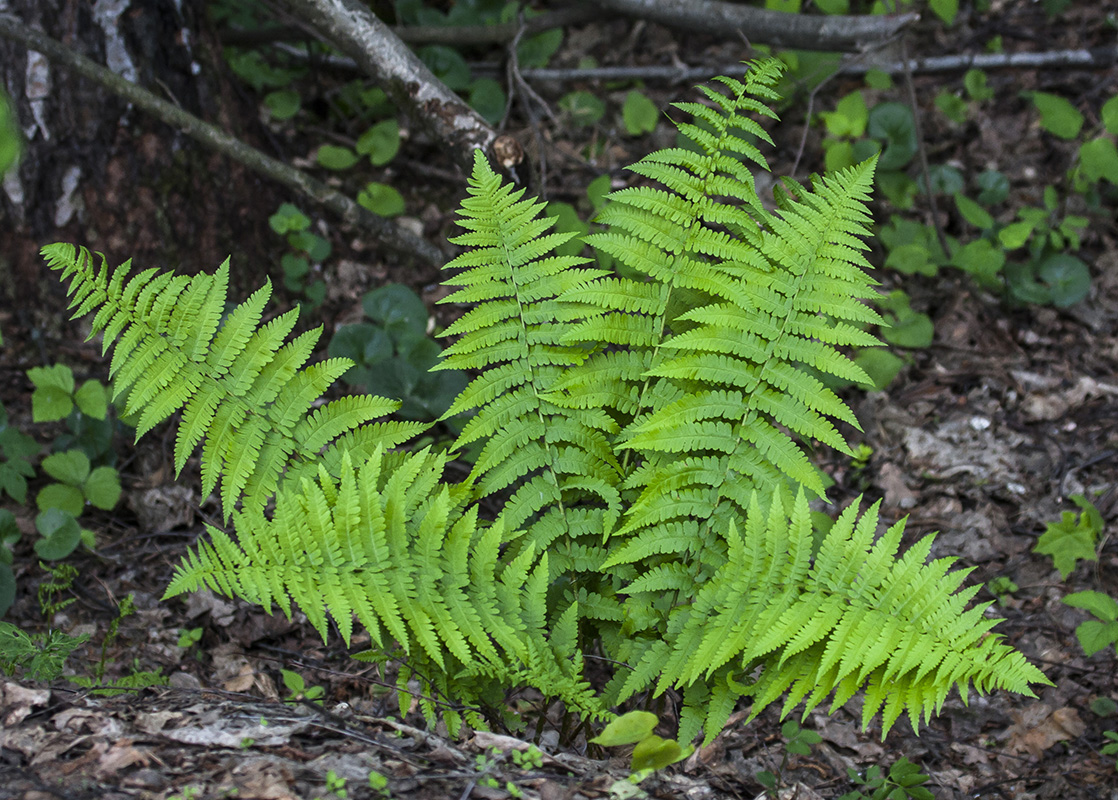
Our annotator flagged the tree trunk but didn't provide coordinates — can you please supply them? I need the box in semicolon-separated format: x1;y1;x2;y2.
0;0;282;318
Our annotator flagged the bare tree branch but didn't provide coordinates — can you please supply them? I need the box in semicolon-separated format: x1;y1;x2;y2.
223;7;603;48
0;12;447;268
589;0;919;52
278;0;496;174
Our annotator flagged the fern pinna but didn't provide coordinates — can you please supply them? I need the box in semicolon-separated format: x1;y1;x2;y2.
43;58;1047;744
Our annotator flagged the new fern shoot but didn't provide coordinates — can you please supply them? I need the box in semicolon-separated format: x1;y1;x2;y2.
40;58;1048;744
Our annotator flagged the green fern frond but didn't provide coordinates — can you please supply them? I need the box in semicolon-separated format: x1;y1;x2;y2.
626;491;1051;745
41;243;422;519
436;151;623;555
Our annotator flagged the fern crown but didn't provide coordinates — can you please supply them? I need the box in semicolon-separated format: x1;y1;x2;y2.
42;58;1047;744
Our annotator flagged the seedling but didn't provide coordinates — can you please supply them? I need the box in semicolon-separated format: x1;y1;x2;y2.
1034;494;1104;579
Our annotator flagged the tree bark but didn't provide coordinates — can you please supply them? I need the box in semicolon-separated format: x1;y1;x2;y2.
0;1;294;313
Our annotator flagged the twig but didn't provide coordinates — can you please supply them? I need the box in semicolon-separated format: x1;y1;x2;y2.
0;12;447;268
278;0;496;174
588;0;919;53
222;7;603;48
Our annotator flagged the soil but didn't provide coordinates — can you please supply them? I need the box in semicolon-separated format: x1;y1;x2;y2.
1;3;1117;799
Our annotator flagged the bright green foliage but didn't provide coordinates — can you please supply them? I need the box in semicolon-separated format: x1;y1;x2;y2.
1063;591;1118;657
40;242;424;522
0;621;88;681
42;60;1047;743
591;710;693;773
1034;494;1103;579
839;756;934;800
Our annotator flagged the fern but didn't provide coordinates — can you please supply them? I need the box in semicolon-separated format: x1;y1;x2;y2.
42;58;1048;743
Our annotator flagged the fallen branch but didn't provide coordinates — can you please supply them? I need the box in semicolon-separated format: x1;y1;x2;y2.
588;0;919;53
222;7;602;48
0;12;447;268
278;0;496;174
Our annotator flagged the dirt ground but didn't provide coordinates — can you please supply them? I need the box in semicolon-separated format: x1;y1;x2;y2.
2;3;1117;799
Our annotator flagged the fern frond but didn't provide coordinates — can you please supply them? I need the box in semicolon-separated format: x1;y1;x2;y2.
41;243;420;519
628;491;1051;744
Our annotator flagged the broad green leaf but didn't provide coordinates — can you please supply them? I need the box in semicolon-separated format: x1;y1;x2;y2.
823;139;855;172
37;484;85;517
316;145;359;171
357;182;405;217
29;365;76;422
84;466;121;510
1031;92;1083;140
42;450;91;486
854;349;906;391
1034;502;1100;579
590;710;658;746
1064;591;1118;623
1073;619;1118;656
622;90;659;136
34;508;82;560
545;201;589;257
73;380;108;420
631;735;687;771
418;45;471;90
951;239;1005;288
587;174;612;210
934;90;967;125
1078;137;1118;185
468;79;506;127
822;91;868;138
998;219;1037;250
516;28;562;69
356;119;400;167
921;164;964;195
885;243;937;276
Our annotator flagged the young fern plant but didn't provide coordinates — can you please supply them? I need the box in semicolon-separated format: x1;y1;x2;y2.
42;58;1047;745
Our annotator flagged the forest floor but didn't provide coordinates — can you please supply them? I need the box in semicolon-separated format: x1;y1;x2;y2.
2;3;1117;799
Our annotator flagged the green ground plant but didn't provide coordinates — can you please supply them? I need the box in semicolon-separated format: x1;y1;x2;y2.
40;59;1047;745
839;756;934;800
326;284;469;422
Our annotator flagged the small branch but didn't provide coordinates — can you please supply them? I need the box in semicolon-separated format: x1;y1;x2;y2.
222;7;602;48
589;0;919;53
278;0;496;174
0;12;447;268
847;45;1118;74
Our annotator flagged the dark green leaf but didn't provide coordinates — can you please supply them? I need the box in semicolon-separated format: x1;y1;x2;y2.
975;170;1009;205
468;79;507;127
357;119;401;166
34;508;82;560
263;89;301;120
622;90;659;136
84;466;121;510
867;102;918;170
357;182;405;217
1037;253;1090;307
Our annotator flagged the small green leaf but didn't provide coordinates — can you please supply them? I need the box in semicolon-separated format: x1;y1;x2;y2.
28;365;76;422
263;89;301;120
929;0;958;24
269;203;310;234
559;91;606;127
356;119;401;167
41;450;91;486
0;562;14;616
1034;497;1101;579
418;45;471;90
516;28;562;69
921;164;964;195
934;90;968;125
1031;92;1084;140
1102;94;1118;135
34;508;82;560
590;710;658;746
867;102;918;170
953;193;994;229
316;145;359;170
622;90;659;136
357;182;405;217
83;466;121;510
0;89;22;176
964;69;994;102
362;284;428;352
73;380;108;420
975;170;1009;205
822;91;868;138
1037;253;1090;308
951;239;1005;289
468;79;507;127
854;349;906;391
587;174;612;210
